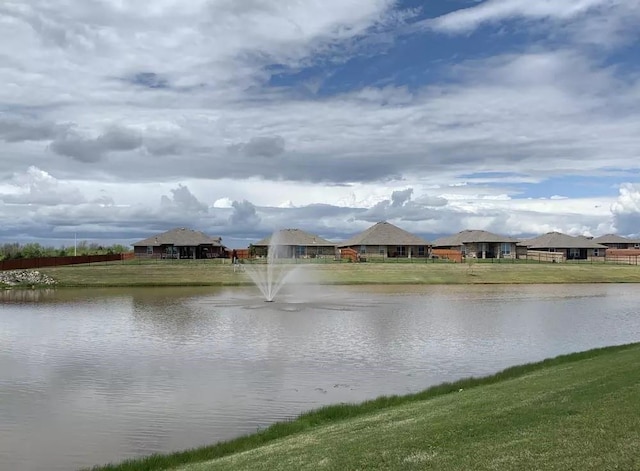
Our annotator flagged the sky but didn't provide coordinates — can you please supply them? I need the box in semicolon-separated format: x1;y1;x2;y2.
1;0;640;249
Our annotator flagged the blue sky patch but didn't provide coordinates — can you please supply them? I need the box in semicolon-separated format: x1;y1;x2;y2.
130;72;169;89
516;175;625;199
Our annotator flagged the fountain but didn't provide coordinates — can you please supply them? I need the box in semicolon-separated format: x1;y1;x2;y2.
243;231;299;302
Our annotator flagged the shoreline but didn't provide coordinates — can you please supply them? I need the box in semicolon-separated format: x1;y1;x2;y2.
85;342;640;471
23;261;640;288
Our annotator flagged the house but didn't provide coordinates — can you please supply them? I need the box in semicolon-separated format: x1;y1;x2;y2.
521;232;607;261
593;234;640;249
432;230;521;259
132;227;226;259
337;221;431;259
252;229;336;259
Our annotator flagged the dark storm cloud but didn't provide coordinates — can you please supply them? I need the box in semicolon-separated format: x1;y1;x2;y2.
230;136;286;158
358;188;449;223
144;139;182;156
0;115;65;142
213;148;403;183
50;126;143;162
265;203;355;219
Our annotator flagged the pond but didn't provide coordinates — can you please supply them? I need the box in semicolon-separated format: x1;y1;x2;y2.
1;283;639;470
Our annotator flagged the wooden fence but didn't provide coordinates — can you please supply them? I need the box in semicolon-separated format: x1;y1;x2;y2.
605;255;640;265
338;248;358;262
604;249;640;265
523;250;565;263
431;249;463;263
0;253;135;271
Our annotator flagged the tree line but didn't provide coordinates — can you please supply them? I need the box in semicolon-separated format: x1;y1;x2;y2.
0;242;131;261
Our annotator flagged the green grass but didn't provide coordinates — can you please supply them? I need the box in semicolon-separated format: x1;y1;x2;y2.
34;259;640;287
86;343;640;471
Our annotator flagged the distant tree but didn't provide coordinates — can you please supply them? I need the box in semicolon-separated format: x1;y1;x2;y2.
0;243;21;260
0;241;132;260
76;241;89;255
466;254;477;275
21;243;44;259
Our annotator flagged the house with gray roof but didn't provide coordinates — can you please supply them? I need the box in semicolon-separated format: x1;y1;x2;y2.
132;227;225;259
337;221;431;259
252;229;336;259
593;234;640;249
521;232;607;261
432;230;521;259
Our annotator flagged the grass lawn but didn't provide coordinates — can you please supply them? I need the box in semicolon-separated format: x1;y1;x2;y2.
34;259;640;287
88;343;640;471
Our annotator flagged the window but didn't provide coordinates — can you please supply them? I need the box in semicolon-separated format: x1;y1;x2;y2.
396;246;406;256
500;243;511;256
379;246;385;255
360;245;366;254
147;246;153;255
593;249;600;257
296;246;306;258
418;246;426;257
569;248;580;259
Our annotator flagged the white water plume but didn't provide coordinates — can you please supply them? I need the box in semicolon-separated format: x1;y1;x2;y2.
243;231;300;302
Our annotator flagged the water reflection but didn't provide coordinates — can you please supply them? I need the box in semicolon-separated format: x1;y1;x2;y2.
0;288;57;303
0;284;639;471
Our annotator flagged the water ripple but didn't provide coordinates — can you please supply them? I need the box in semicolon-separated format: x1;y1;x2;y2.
1;284;639;470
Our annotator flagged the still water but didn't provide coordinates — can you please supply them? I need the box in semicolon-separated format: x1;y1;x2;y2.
1;283;639;471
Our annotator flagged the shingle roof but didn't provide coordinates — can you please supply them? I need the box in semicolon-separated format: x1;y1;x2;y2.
522;232;607;249
593;234;636;244
132;228;223;247
432;230;520;247
338;221;431;247
254;229;335;247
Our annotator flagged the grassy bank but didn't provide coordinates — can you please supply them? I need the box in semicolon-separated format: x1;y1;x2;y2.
36;259;640;287
88;343;640;471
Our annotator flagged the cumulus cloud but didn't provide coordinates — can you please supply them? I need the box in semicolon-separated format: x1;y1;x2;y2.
160;184;208;213
229;200;262;227
0;1;639;246
390;188;413;207
611;183;640;237
0;166;85;205
213;197;234;209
